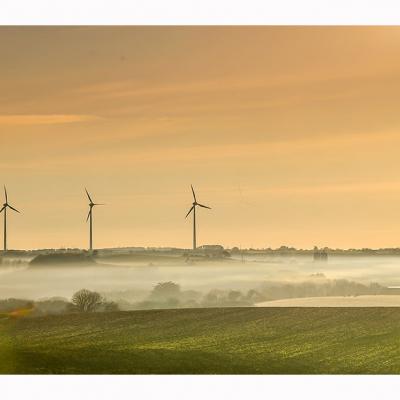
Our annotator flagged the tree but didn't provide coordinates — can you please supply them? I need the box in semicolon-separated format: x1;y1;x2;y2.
228;290;242;302
246;289;264;303
203;289;224;305
71;289;102;312
150;282;181;301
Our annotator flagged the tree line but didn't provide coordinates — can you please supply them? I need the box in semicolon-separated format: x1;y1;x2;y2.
0;278;395;317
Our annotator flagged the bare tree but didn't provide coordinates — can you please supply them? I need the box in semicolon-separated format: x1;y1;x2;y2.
71;289;102;312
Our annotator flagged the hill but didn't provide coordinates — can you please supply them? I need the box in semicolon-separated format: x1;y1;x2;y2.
29;253;96;267
1;307;400;374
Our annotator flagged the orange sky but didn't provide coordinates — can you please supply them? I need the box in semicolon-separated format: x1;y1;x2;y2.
2;26;400;249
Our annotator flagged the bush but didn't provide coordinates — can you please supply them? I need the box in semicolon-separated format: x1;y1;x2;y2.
33;298;70;316
0;298;33;313
98;301;120;312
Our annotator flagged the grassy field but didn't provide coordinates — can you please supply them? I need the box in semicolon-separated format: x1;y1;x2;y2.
1;307;400;374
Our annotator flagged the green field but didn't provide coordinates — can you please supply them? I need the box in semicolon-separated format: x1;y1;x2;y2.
1;307;400;374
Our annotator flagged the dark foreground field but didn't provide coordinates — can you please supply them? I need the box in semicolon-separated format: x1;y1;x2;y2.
1;307;400;374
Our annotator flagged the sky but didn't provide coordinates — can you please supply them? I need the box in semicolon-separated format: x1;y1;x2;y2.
2;26;400;250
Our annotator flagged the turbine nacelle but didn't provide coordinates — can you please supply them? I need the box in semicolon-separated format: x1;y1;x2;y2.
185;186;212;218
85;188;105;252
0;187;20;214
85;188;105;222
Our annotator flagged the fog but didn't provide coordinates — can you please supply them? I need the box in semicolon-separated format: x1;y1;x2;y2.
2;254;400;301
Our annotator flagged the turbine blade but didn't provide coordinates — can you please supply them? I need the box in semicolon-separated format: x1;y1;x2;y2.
191;185;197;202
185;206;194;218
86;209;92;222
197;203;211;209
7;204;20;213
4;185;7;203
0;206;4;213
93;203;105;206
85;188;93;203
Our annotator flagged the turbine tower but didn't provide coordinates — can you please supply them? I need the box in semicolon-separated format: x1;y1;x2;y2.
185;185;211;250
0;186;20;252
85;188;104;252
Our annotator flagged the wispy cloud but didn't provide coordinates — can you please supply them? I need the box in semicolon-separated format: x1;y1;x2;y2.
0;114;100;125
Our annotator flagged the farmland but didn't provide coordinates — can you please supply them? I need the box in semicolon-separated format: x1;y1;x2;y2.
1;307;400;374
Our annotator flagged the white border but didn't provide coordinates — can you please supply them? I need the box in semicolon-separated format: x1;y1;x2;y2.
1;0;400;25
2;0;400;398
2;375;400;400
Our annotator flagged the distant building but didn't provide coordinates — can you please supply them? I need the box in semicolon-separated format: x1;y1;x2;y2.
198;245;224;251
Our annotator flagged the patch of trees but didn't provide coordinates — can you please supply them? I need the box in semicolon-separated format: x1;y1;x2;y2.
0;298;70;317
127;279;392;310
29;253;95;267
0;290;119;317
201;289;253;307
0;258;28;266
135;282;190;309
256;279;388;301
33;298;70;316
133;282;252;310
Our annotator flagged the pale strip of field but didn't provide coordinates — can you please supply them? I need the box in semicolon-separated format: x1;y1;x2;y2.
256;295;400;307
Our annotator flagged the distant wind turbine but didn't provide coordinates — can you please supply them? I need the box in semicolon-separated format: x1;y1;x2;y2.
85;188;104;252
185;185;211;250
0;186;20;252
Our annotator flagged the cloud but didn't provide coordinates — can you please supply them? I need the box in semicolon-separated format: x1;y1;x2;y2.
0;114;100;125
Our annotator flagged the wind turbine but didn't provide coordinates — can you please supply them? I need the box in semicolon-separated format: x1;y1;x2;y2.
0;186;20;252
85;188;104;252
185;185;211;250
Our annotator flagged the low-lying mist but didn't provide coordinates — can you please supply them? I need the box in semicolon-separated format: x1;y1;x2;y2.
2;254;400;303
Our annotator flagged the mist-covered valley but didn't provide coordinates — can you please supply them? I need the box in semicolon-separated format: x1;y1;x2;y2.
2;254;400;310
